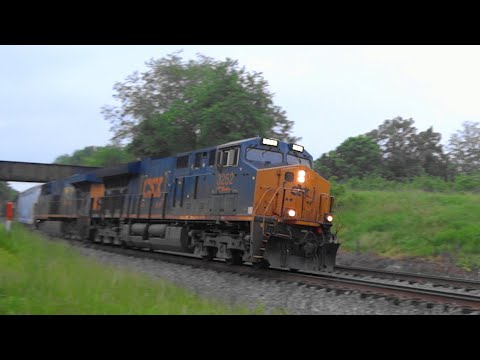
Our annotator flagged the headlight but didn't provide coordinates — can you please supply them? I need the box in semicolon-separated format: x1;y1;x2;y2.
297;170;306;183
287;209;296;217
325;214;333;222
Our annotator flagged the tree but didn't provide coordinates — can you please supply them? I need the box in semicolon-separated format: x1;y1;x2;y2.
314;152;337;180
0;181;17;201
366;117;448;180
55;146;98;165
0;181;17;216
414;127;449;179
448;121;480;174
314;135;382;181
54;145;135;167
366;117;421;180
102;51;299;157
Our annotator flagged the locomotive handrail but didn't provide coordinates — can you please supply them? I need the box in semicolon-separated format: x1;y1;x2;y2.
255;187;331;217
316;193;331;222
261;186;283;236
96;192;168;219
252;187;274;214
253;185;312;216
35;198;89;217
262;186;282;218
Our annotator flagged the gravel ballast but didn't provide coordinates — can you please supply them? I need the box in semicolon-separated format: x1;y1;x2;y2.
337;249;480;280
71;243;477;315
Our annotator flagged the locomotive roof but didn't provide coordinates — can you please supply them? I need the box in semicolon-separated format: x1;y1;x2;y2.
216;137;260;148
174;137;261;157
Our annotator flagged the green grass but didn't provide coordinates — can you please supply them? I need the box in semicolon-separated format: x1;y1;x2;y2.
334;190;480;270
0;223;264;314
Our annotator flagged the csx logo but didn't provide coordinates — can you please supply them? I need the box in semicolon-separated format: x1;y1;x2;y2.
143;177;163;198
291;185;309;196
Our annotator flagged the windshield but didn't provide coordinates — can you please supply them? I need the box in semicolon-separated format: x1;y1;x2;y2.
246;148;283;166
287;154;312;168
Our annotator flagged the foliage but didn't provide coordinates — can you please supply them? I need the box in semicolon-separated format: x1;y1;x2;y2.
314;136;382;181
339;176;405;191
334;190;480;270
447;121;480;174
330;173;480;195
330;181;347;199
0;182;17;216
0;182;17;202
366;117;448;180
0;224;262;314
54;145;135;167
102;51;298;157
453;172;480;192
414;126;450;179
407;175;452;192
365;117;420;179
315;117;450;182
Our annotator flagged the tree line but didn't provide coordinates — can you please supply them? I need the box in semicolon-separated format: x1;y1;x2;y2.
51;51;480;192
314;117;480;184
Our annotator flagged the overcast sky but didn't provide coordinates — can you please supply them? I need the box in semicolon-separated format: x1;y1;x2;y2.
2;45;480;191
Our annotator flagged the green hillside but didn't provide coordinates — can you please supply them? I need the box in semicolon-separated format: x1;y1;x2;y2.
334;190;480;270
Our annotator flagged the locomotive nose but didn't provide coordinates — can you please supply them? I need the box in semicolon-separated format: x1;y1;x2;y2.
279;165;331;225
251;164;339;272
253;164;332;226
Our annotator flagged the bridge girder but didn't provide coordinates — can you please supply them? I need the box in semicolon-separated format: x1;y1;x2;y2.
0;161;100;183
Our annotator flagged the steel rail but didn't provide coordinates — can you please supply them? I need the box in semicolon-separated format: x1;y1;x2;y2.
62;239;480;312
335;265;480;290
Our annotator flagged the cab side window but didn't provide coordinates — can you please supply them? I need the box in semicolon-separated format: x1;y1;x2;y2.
217;147;240;167
176;155;189;169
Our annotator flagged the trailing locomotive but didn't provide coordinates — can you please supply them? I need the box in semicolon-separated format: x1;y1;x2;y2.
17;137;339;271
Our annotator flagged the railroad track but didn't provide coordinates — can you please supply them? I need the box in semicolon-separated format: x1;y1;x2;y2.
335;265;480;291
62;238;480;313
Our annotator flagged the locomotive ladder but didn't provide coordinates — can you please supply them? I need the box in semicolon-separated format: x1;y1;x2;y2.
253;233;271;260
253;186;294;260
252;186;278;260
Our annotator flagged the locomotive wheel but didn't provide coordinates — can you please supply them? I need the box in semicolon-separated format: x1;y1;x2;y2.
226;251;243;265
202;247;216;262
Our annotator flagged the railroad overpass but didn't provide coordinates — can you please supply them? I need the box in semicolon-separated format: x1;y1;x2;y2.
0;161;101;183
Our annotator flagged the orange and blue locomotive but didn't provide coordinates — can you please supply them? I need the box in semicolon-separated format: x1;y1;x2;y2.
27;137;339;271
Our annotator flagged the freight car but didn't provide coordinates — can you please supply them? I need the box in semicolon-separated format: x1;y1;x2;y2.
16;137;339;271
15;184;42;224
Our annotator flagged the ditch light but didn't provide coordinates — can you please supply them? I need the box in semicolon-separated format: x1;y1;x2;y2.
292;144;304;152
